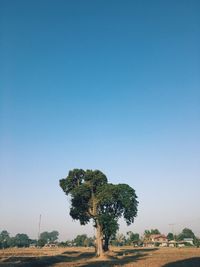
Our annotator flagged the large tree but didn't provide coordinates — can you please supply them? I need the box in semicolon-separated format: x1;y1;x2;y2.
60;169;138;257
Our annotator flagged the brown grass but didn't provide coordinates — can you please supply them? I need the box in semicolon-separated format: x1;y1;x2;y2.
0;246;200;267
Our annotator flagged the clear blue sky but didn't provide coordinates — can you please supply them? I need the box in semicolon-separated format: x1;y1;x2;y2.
0;0;200;240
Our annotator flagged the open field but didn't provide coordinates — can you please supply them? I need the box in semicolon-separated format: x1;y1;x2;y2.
0;246;200;267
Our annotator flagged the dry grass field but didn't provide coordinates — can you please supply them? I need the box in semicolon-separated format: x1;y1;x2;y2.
0;246;200;267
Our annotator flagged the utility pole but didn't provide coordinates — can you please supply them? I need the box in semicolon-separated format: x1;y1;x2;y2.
169;223;175;238
38;214;42;241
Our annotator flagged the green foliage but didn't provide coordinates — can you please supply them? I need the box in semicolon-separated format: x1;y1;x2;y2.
60;169;86;194
73;234;94;247
111;233;126;246
144;229;160;237
0;231;34;248
60;169;138;254
177;228;196;241
0;230;10;249
58;240;72;247
38;231;59;246
0;230;59;249
99;214;119;251
69;183;91;224
144;230;151;237
98;183;138;225
150;229;160;234
13;234;30;247
167;232;174;241
73;234;87;246
7;237;16;248
126;231;140;245
195;238;200;247
37;238;46;247
60;169;108;225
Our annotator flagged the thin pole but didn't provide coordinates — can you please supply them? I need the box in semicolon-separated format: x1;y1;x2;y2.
38;214;42;241
169;223;175;237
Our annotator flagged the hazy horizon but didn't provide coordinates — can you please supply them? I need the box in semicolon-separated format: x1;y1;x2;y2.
1;0;200;241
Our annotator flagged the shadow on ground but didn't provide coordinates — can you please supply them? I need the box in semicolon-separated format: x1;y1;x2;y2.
0;248;158;267
0;251;95;267
81;248;158;267
162;257;200;267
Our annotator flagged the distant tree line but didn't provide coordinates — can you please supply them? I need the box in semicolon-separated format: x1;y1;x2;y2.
60;234;95;247
1;227;199;249
0;230;59;249
59;228;200;248
0;230;35;249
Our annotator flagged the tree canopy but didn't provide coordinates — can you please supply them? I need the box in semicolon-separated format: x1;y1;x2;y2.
177;228;196;241
73;234;94;247
60;169;138;256
0;230;10;249
167;232;174;241
144;229;161;236
126;231;140;245
0;230;36;248
38;231;59;246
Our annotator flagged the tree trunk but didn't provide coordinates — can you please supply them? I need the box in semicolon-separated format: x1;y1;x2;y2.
96;222;104;257
103;236;109;252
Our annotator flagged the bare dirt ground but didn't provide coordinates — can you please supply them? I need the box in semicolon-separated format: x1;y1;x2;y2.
0;246;200;267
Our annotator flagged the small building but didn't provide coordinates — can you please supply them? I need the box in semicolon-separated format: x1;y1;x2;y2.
183;238;194;245
44;243;58;248
144;234;168;247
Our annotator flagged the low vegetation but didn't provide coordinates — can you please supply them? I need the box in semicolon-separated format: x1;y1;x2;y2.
1;227;199;250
